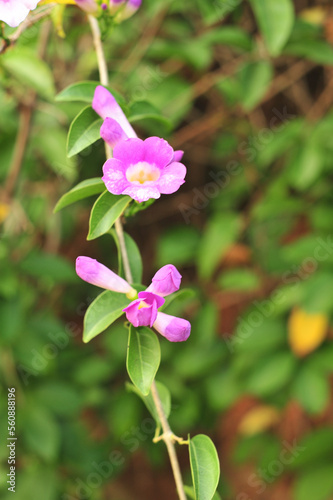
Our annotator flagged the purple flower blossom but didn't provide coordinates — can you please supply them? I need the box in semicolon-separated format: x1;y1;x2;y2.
76;257;190;342
123;291;165;328
92;86;187;203
146;264;182;297
76;256;137;298
0;0;40;27
102;137;186;202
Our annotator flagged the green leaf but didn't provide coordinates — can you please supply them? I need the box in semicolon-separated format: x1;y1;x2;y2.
157;226;201;267
246;352;296;397
160;288;196;312
110;230;143;284
67;106;103;158
284;40;333;65
292;367;330;415
249;0;295;56
56;81;126;106
128;101;172;129
287;138;325;190
54;178;105;212
126;381;171;423
126;326;161;395
24;407;60;462
202;27;253;52
189;434;220;500
198;213;241;279
217;269;260;291
1;47;55;99
288;428;333;470
184;486;221;500
87;191;131;240
20;252;76;284
294;466;333;500
83;290;130;343
238;61;273;111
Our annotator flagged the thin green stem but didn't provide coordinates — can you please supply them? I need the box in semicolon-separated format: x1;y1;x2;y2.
88;15;187;499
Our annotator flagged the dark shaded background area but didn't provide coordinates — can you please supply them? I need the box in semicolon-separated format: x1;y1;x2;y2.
1;0;333;499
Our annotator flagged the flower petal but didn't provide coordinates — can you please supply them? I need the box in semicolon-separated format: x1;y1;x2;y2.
76;256;135;296
123;298;158;328
100;118;128;148
92;86;137;139
153;312;191;342
122;184;161;203
0;0;39;27
113;137;145;165
102;159;129;195
157;162;186;195
138;291;165;309
146;265;182;297
143;137;174;168
173;150;184;162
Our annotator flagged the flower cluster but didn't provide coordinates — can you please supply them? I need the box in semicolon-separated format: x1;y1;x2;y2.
92;86;187;203
75;0;141;22
0;0;40;27
76;257;191;342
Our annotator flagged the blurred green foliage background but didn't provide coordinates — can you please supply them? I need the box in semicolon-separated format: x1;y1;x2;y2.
1;0;333;499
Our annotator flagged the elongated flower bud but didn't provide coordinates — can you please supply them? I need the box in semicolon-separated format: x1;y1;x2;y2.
92;86;137;140
76;256;136;298
146;265;182;297
153;312;191;342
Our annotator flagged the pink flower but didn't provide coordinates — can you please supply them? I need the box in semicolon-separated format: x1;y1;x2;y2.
75;257;190;342
93;86;184;157
102;137;186;202
146;265;182;297
123;291;165;328
76;256;137;299
0;0;40;27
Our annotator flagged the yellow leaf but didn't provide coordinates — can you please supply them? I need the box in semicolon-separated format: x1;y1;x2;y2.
238;406;280;436
288;307;328;357
0;203;10;224
300;7;326;25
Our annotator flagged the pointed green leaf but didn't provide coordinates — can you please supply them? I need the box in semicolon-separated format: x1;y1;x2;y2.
160;288;196;312
54;178;105;212
198;213;241;279
1;47;55;99
67;106;103;158
126;381;171;423
88;192;131;240
249;0;294;56
189;434;220;500
126;326;161;395
110;230;143;283
56;81;126;106
83;290;130;343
